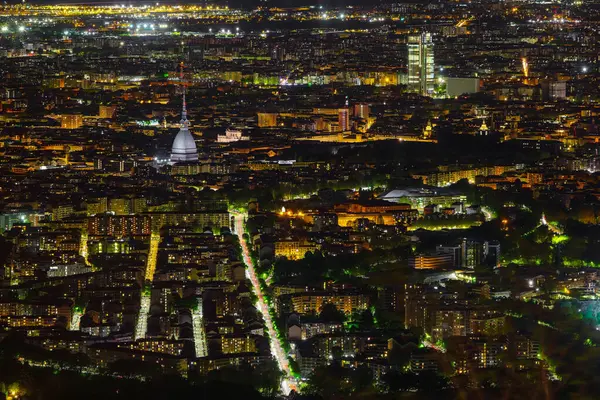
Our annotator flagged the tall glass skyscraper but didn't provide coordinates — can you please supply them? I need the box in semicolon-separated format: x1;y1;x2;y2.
407;32;435;96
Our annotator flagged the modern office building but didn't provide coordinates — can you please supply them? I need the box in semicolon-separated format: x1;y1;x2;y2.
407;33;435;96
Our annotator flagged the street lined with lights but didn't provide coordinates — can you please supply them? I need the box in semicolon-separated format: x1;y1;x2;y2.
192;299;208;358
134;232;160;340
233;212;297;395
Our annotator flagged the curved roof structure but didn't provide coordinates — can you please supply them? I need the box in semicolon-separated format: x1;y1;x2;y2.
170;92;198;163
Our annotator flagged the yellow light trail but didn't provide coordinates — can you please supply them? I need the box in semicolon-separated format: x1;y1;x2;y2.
192;299;208;358
79;230;90;266
69;311;82;331
522;57;529;78
456;16;474;28
135;232;160;340
145;232;160;281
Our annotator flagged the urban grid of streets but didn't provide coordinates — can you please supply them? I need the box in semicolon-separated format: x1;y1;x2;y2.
233;212;298;395
123;210;559;381
67;199;498;384
94;215;288;383
76;215;294;387
133;231;208;356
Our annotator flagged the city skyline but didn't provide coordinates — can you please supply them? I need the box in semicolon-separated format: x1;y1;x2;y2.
0;0;599;399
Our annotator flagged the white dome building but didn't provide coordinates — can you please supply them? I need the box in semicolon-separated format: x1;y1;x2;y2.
170;92;198;163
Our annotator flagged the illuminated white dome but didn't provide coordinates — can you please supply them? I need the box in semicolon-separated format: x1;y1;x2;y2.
170;93;198;163
171;126;198;162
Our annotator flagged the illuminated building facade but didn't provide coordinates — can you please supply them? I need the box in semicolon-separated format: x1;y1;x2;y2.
407;33;435;96
98;105;116;119
108;198;131;215
274;240;320;260
284;292;370;315
257;112;278;128
413;165;517;187
86;198;108;216
431;308;468;339
469;312;506;336
338;108;350;132
88;239;130;255
87;214;151;237
447;336;505;373
221;334;257;354
194;355;269;375
0;315;58;327
118;339;185;356
0;212;30;232
408;253;455;269
409;350;440;372
354;103;369;119
297;322;343;340
61;114;83;129
52;205;74;221
216;129;249;143
147;212;230;231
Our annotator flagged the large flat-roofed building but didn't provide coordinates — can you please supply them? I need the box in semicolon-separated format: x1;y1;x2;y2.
446;77;481;97
379;187;467;211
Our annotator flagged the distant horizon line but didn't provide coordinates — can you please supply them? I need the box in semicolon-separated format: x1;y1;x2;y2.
7;0;394;6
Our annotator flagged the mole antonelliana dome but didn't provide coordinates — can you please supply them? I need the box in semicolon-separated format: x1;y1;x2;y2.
170;92;198;163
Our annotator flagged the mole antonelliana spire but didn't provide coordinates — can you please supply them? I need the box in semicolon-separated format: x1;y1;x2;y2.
170;62;198;163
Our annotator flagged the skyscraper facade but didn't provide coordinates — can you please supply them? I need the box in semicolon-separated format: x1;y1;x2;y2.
338;108;350;132
407;33;435;96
